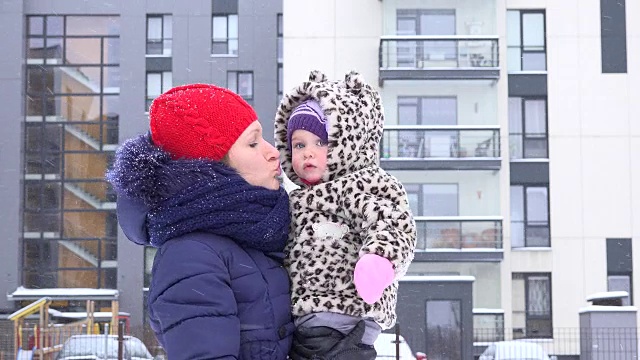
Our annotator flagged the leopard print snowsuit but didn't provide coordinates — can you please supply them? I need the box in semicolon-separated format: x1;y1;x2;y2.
274;70;417;329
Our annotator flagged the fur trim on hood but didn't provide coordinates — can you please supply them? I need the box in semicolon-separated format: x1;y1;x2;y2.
274;70;384;187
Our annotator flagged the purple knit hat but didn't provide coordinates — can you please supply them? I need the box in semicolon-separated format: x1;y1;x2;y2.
287;100;328;150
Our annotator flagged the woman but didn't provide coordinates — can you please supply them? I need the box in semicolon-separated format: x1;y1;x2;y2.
106;84;293;360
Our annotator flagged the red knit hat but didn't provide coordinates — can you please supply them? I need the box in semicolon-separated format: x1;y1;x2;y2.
149;83;257;161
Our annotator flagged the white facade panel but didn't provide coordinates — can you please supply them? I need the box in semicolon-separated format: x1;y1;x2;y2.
283;0;380;89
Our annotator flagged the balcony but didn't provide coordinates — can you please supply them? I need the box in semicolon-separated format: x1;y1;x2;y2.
413;216;503;262
379;35;500;85
380;125;501;170
474;309;505;343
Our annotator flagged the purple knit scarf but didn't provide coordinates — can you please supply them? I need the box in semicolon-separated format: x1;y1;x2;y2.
107;134;290;252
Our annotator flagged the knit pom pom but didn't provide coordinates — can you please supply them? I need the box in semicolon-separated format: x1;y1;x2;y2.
308;70;327;83
106;134;172;206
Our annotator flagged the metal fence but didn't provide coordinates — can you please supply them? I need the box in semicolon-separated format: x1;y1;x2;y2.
0;320;151;360
392;327;639;360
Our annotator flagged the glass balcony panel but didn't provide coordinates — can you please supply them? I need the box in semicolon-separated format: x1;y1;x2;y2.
473;311;505;342
382;126;500;159
380;36;499;69
416;217;503;250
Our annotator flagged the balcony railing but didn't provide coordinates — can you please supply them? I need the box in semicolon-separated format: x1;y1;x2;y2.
415;216;503;250
382;125;500;159
474;309;505;342
379;35;500;83
513;310;553;339
380;125;502;170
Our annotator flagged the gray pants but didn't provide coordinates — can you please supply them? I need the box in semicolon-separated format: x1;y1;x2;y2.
295;312;382;346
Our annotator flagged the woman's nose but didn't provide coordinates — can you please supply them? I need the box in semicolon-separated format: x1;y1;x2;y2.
265;141;279;161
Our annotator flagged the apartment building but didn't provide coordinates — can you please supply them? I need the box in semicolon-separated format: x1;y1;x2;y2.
0;0;637;357
0;0;283;343
283;0;639;358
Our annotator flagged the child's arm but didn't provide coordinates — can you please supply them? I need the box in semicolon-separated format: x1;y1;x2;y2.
346;191;416;277
340;187;417;304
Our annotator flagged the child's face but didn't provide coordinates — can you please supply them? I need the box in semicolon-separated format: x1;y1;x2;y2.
291;129;328;184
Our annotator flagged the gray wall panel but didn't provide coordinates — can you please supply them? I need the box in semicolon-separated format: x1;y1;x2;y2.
0;0;23;312
187;14;216;84
117;2;148;337
146;57;173;72
510;161;550;184
508;74;547;97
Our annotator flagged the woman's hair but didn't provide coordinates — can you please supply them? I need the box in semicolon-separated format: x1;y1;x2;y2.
220;153;230;165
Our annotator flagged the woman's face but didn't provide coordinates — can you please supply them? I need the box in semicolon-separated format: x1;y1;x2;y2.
227;121;282;190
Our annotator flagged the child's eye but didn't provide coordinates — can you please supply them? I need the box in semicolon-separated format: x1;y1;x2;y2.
293;142;305;149
318;140;328;147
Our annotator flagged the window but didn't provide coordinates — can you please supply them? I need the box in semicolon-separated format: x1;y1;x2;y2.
398;97;457;126
510;185;550;247
277;13;283;104
407;184;460;250
146;15;172;56
277;65;283;104
607;238;633;305
277;13;283;64
397;96;457;158
212;0;238;55
512;273;552;338
227;71;253;99
507;10;546;72
396;9;456;67
509;97;548;159
24;15;121;289
144;246;157;288
426;300;462;360
600;0;627;73
405;184;458;216
146;71;172;111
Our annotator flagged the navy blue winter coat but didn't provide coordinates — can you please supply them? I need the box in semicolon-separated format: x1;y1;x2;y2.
108;135;294;360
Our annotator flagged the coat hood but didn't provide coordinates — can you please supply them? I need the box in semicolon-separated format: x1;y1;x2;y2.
274;70;384;187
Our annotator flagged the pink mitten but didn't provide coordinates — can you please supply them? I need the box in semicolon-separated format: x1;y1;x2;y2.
353;254;394;304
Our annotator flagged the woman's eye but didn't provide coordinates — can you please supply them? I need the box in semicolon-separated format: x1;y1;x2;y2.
249;142;258;148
